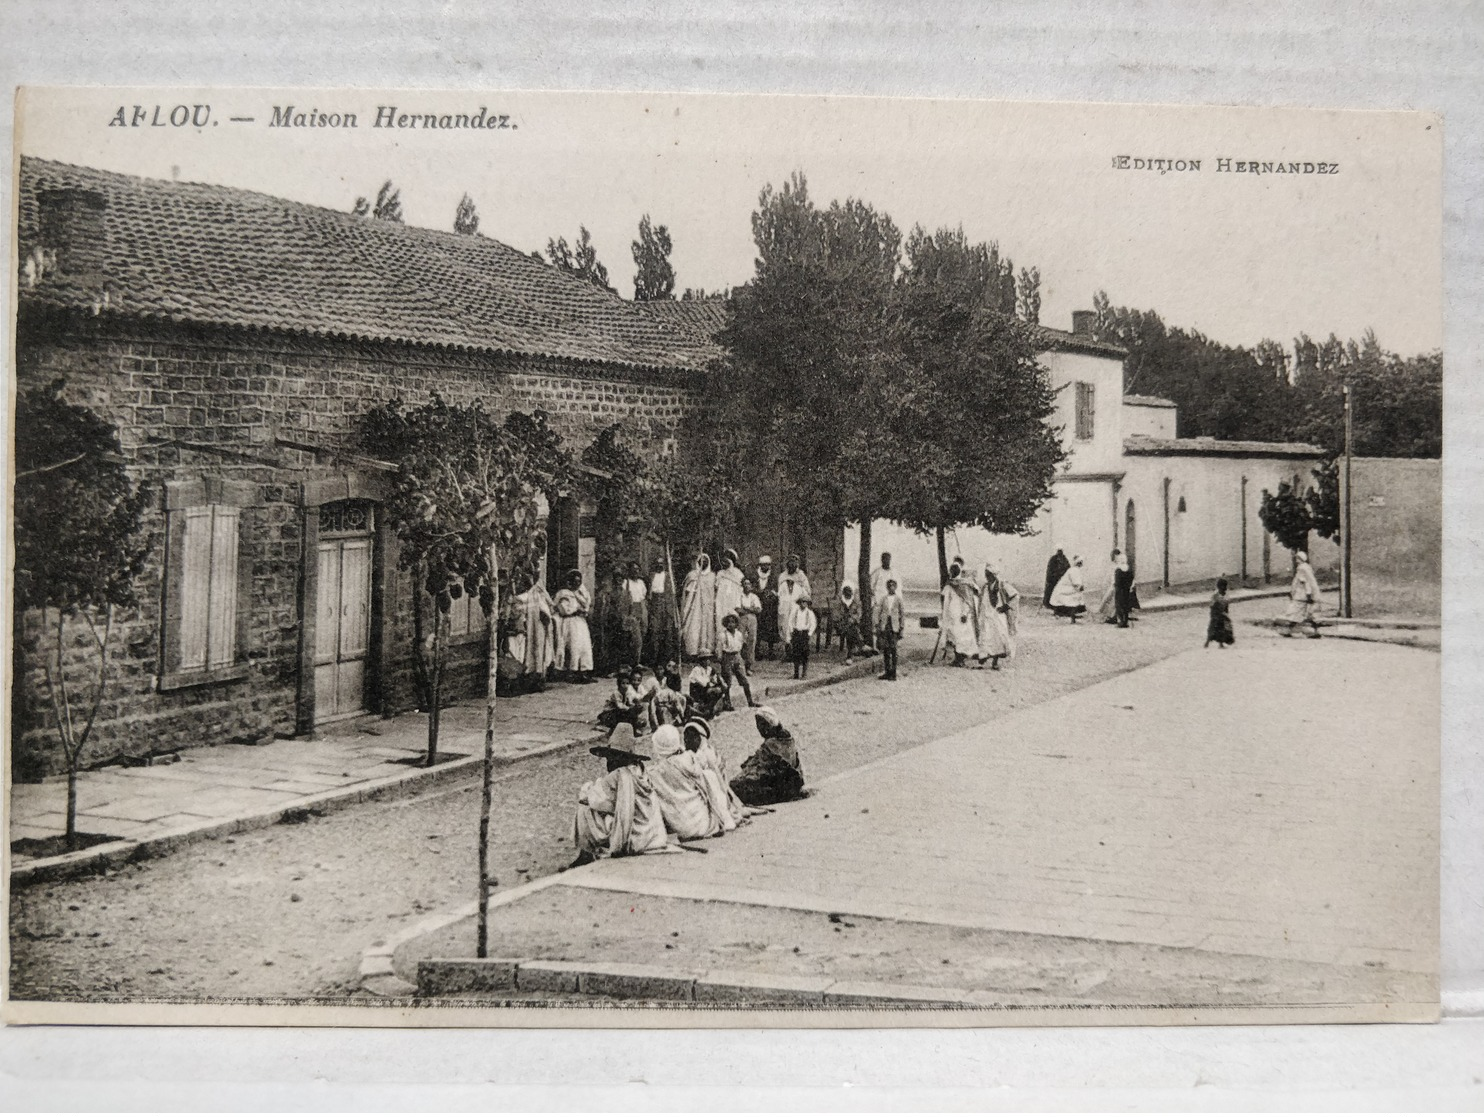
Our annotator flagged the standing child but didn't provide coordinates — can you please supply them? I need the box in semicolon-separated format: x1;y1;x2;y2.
717;613;759;710
789;594;818;679
1206;577;1235;648
875;577;906;681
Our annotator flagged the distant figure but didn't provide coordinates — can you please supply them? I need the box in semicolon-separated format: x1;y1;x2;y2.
1049;555;1087;622
731;706;807;806
570;725;670;865
620;561;650;668
875;576;906;681
650;659;690;728
687;656;729;719
976;564;1020;669
737;577;763;670
631;666;661;733
776;556;812;659
836;583;862;665
1044;548;1070;609
755;555;780;659
1280;550;1323;639
939;561;981;666
788;594;819;679
646;724;736;840
515;575;556;682
681;553;717;659
646;558;678;667
1099;549;1133;628
553;568;595;681
597;666;645;733
713;549;745;652
1206;577;1235;648
866;551;897;653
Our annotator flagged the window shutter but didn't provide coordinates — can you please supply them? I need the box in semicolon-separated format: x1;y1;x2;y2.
208;506;240;668
179;506;213;671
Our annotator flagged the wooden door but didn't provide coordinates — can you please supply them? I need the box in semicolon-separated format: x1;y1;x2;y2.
314;537;372;722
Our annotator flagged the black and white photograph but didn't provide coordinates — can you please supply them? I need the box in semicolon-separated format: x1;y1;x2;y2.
5;87;1442;1025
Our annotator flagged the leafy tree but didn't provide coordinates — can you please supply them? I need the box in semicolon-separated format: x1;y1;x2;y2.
1016;266;1041;325
546;225;612;291
351;196;370;218
631;214;676;301
373;180;404;223
358;397;572;766
722;173;905;616
681;287;728;301
453;193;480;235
1259;478;1314;557
1307;460;1340;542
13;381;150;848
896;232;1065;584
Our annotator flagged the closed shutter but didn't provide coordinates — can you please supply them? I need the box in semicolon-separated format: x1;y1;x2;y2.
208;506;240;668
179;506;214;671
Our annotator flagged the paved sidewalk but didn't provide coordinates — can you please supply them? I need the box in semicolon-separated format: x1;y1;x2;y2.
401;633;1439;1006
8;644;876;880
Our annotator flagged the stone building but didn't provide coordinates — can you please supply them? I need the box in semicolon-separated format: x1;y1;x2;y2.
12;157;720;774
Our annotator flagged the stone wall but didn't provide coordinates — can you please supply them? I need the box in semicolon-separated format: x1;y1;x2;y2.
11;310;702;777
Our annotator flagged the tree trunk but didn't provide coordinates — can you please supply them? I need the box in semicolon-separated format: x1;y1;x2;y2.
856;519;874;647
426;614;445;767
936;526;949;587
477;546;500;958
65;764;79;851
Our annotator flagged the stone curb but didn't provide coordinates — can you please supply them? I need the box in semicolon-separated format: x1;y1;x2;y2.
10;731;601;888
411;954;992;1007
761;655;882;699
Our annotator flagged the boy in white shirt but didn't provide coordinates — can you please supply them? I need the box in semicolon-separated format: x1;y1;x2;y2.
789;594;819;680
717;612;759;710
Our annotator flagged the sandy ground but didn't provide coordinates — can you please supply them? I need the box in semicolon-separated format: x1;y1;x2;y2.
402;887;1433;1007
6;602;1332;1002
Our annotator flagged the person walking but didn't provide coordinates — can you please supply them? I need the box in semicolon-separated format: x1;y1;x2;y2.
1049;555;1087;622
717;612;759;709
939;561;981;666
1280;550;1323;638
1044;548;1070;609
874;576;906;680
976;564;1019;669
1206;577;1235;648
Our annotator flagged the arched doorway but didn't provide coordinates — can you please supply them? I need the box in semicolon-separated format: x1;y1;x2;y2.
1125;499;1137;579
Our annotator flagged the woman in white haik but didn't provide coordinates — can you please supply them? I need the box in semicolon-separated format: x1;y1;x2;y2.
1280;549;1323;638
1049;555;1087;622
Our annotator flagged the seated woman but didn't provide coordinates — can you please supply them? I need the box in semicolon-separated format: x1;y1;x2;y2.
570;725;670;865
645;724;738;841
683;716;750;822
730;706;807;806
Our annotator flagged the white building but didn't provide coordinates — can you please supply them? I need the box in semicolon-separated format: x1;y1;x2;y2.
844;313;1334;614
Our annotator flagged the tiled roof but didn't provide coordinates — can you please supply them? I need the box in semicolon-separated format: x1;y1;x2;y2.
1036;325;1127;358
1124;434;1325;458
1123;393;1178;408
630;297;730;345
16;157;721;373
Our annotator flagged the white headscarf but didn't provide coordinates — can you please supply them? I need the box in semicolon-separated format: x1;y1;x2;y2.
651;724;683;759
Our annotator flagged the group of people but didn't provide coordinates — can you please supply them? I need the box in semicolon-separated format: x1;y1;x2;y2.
937;558;1021;669
1041;548;1139;628
572;706;807;863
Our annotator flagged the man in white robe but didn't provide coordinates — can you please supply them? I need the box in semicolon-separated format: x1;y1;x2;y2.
571;726;671;865
776;555;811;658
939;562;980;666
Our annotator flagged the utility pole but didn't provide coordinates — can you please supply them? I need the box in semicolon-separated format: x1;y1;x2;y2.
1342;383;1354;619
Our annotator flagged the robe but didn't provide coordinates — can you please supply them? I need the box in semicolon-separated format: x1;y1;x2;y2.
755;566;780;645
1044;551;1071;608
731;730;806;806
1207;592;1235;645
681;562;717;657
939;575;980;657
693;740;749;821
647;738;737;840
517;583;556;675
776;570;811;634
976;577;1019;658
713;564;745;648
572;765;670;858
553;585;594;671
1049;567;1086;616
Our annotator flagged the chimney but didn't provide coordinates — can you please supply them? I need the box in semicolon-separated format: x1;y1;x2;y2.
1071;310;1096;337
37;188;109;286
